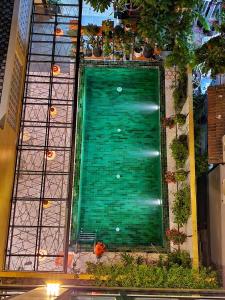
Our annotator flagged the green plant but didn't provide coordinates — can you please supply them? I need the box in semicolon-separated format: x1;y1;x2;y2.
175;113;186;126
86;261;219;289
170;135;188;168
195;153;208;178
167;250;191;268
195;35;225;77
166;228;187;245
173;186;190;226
174;169;188;182
83;24;100;36
172;69;188;113
120;253;134;266
114;25;125;38
103;36;112;57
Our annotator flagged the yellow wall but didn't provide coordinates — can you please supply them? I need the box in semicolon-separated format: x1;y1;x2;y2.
0;46;26;270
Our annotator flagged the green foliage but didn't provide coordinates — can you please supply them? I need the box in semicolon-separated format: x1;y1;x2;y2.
195;153;208;178
172;69;188;113
173;185;190;226
175;169;188;182
86;261;219;289
120;253;135;266
114;25;125;38
47;0;61;4
167;250;191;268
85;0;112;12
166;228;187;245
83;24;100;36
103;36;112;57
170;135;188;168
175;113;186;126
195;35;225;77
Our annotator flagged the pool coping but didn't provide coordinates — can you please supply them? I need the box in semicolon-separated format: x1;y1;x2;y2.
72;60;169;252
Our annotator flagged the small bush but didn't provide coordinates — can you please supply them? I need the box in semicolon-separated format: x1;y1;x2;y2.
173;186;190;226
167;250;191;268
175;113;186;126
173;70;188;113
175;169;188;182
170;135;188;168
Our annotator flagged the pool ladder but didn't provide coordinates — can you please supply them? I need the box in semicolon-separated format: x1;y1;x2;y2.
75;231;97;253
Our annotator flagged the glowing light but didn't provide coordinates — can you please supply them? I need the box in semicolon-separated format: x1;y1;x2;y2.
22;131;30;142
52;65;60;76
132;103;159;111
46;150;56;161
117;87;123;93
116;227;120;232
46;283;60;297
116;174;121;179
55;28;64;36
50;106;57;118
117;128;121;132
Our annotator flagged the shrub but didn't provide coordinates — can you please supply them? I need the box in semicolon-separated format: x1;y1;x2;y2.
175;169;188;182
170;135;188;168
175;113;186;126
120;253;134;266
86;262;219;289
83;24;100;36
173;186;190;226
173;69;188;113
166;228;187;245
167;250;191;268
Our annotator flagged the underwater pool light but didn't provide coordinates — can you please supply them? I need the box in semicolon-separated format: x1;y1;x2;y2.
117;87;123;93
117;128;121;132
116;174;121;179
116;227;120;232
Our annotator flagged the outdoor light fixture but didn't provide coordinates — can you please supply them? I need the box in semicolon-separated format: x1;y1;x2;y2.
49;106;57;118
22;131;30;142
52;65;60;76
55;28;64;36
46;283;60;297
39;249;47;262
46;150;56;161
42;199;51;208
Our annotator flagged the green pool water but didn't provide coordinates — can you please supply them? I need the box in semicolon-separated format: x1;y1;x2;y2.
73;66;164;248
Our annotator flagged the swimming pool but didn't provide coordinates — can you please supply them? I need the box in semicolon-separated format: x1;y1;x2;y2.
72;65;165;249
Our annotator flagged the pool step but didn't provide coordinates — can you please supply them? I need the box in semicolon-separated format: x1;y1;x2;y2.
75;231;97;253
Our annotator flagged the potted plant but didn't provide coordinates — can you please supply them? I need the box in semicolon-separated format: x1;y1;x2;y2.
165;171;176;184
85;44;92;57
114;51;123;61
143;43;154;58
133;42;143;57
